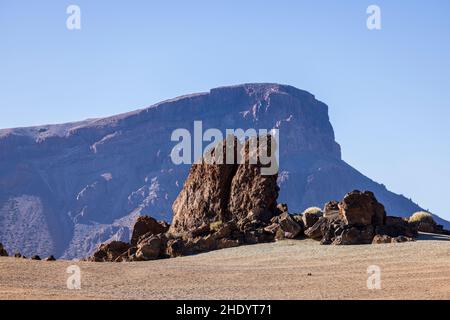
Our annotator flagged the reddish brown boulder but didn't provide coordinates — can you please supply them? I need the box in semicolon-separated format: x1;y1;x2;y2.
228;135;279;222
169;137;240;236
89;241;131;262
372;234;393;244
302;207;323;229
135;234;166;261
165;239;185;258
305;192;420;245
0;243;8;257
169;135;279;237
304;217;331;240
338;190;386;226
332;225;375;245
217;238;240;249
130;216;169;246
276;212;303;239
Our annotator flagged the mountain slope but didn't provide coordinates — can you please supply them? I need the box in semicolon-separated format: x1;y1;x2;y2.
0;83;447;258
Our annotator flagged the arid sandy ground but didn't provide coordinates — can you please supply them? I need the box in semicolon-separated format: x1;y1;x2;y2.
1;233;449;300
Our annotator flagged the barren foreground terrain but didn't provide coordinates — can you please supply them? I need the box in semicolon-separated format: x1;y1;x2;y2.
1;234;449;300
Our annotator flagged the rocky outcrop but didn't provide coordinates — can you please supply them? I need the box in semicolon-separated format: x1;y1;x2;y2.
170;135;278;237
227;135;279;222
169;137;240;236
2;83;447;259
88;134;283;262
88;241;131;262
88;185;442;262
135;234;167;261
304;190;420;245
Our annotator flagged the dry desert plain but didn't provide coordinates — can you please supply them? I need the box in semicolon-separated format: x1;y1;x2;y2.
0;233;449;300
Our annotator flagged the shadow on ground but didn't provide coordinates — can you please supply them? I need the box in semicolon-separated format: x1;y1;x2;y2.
417;232;450;241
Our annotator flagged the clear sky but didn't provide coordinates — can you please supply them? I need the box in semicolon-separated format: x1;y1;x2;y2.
1;0;449;220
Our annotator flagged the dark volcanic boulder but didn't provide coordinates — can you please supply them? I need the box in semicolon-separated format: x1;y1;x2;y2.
332;225;375;245
376;216;418;238
89;241;131;262
305;190;417;245
372;234;393;244
169;135;279;237
302;207;323;229
304;217;332;240
372;234;414;244
0;243;8;256
338;190;386;226
169;137;240;236
130;216;169;246
45;255;56;261
31;255;41;260
165;239;186;258
323;201;340;218
275;212;303;239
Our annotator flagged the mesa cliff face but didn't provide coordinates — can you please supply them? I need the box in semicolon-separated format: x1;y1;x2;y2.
0;83;446;258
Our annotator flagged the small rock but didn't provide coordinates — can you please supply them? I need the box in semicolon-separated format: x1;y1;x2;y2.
277;212;302;239
333;225;374;245
45;255;56;261
165;239;185;258
392;236;414;243
323;201;340;218
0;243;8;257
301;207;323;229
372;234;392;244
31;255;41;260
89;241;131;262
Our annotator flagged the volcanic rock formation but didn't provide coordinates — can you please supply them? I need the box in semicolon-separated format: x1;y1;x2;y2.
1;83;448;258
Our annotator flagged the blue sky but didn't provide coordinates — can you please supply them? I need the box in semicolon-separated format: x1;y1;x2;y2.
1;0;449;220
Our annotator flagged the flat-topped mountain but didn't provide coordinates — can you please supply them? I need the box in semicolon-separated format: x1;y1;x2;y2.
0;83;447;258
